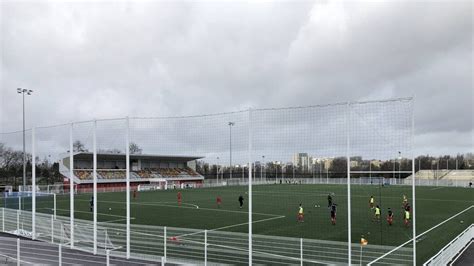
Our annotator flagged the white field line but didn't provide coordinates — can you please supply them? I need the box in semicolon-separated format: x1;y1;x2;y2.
367;205;474;265
75;199;281;217
138;201;200;209
175;215;286;238
430;187;444;191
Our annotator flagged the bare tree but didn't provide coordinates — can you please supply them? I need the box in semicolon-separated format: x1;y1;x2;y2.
129;142;143;155
73;140;88;152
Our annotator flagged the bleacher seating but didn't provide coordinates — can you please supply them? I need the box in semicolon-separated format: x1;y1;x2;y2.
73;167;202;181
75;170;92;180
442;170;474;180
406;170;474;180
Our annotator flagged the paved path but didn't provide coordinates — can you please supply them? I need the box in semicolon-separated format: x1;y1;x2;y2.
0;233;161;265
452;241;473;266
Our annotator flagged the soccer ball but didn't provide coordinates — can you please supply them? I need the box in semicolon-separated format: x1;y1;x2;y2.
460;220;464;224
109;208;112;211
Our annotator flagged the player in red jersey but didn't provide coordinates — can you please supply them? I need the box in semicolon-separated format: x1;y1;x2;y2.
177;191;182;206
386;208;394;226
216;195;222;208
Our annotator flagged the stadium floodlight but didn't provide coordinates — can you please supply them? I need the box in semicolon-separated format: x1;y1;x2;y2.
17;88;33;194
228;122;235;180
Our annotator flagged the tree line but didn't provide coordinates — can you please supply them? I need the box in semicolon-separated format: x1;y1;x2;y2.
1;141;473;186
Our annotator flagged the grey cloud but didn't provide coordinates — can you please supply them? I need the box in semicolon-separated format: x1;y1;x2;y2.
0;0;472;157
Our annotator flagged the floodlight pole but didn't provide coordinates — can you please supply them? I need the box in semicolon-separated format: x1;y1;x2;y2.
261;156;264;182
228;122;234;180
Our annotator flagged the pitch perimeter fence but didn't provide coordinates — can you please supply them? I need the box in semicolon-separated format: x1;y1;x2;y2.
0;98;416;264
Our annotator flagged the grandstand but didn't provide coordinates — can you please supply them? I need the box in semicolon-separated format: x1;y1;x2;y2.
407;170;474;181
59;152;204;191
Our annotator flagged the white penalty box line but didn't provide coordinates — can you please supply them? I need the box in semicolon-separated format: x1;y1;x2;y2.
175;214;286;239
367;205;474;265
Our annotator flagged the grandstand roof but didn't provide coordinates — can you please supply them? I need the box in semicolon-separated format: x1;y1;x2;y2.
72;152;203;162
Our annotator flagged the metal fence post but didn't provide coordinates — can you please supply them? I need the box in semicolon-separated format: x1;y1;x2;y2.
93;120;97;255
106;249;110;266
126;117;131;259
300;238;303;266
53;193;57;220
69;123;74;248
2;208;4;232
59;243;62;266
17;238;20;266
51;214;54;243
32;127;36;240
248;108;253;266
411;99;417;265
204;230;208;266
164;226;167;262
16;210;19;235
346;102;352;265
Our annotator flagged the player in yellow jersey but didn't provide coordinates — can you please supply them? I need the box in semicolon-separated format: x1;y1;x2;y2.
369;196;375;209
297;203;304;222
373;205;381;222
404;210;410;228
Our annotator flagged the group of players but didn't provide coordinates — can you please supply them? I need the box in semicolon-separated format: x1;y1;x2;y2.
296;193;412;227
369;195;411;227
297;194;337;224
160;190;411;228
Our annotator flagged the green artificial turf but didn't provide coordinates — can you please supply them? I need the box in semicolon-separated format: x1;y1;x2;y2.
3;184;473;264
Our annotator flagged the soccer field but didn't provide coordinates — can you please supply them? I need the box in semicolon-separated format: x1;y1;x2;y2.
5;184;473;264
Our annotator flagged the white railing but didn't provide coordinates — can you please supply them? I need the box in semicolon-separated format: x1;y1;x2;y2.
0;207;411;265
423;224;474;266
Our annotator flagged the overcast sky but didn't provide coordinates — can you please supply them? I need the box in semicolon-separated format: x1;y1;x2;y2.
0;0;472;157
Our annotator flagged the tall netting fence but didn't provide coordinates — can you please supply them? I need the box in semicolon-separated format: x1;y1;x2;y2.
349;99;414;265
0;98;415;265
